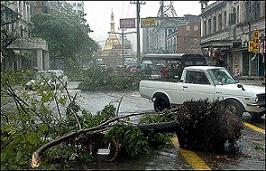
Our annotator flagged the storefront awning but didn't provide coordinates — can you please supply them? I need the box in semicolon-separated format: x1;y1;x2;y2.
201;40;240;48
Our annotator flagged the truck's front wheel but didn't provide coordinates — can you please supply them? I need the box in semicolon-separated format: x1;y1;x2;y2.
154;96;170;112
225;99;244;118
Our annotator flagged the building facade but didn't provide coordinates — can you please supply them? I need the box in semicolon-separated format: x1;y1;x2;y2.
142;2;201;55
174;15;201;54
200;1;265;76
1;1;49;71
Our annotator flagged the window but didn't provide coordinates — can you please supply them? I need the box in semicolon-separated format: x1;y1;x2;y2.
213;16;216;33
194;25;198;31
236;6;239;23
218;14;222;31
224;11;227;29
245;1;260;22
208;19;211;35
229;8;236;25
20;25;23;37
185;71;210;85
203;21;207;36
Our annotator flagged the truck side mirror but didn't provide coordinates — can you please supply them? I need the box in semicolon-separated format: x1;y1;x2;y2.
237;83;245;91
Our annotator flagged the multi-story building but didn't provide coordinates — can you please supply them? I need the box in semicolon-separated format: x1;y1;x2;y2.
1;1;49;71
170;15;201;54
142;2;201;55
200;1;265;76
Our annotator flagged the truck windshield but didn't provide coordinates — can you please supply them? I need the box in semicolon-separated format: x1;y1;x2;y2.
207;68;237;85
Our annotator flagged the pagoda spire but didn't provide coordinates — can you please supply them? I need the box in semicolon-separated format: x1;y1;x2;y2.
110;9;115;32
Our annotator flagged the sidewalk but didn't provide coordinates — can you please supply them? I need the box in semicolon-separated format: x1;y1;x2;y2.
238;76;265;86
239;76;264;81
239;77;265;86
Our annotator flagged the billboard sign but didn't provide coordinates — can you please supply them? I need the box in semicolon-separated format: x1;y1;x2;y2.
141;17;157;28
120;18;136;29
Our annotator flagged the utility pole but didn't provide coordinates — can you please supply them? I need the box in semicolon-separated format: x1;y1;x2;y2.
248;22;251;77
160;1;164;18
121;30;125;62
130;0;146;64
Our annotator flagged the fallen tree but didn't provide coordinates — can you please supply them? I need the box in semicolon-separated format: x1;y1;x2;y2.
31;99;243;168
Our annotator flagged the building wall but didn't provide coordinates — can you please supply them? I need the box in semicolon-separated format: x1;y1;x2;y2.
2;1;49;71
176;20;201;54
142;28;150;54
200;1;265;76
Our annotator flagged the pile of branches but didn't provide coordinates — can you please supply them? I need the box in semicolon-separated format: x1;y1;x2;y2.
175;99;243;152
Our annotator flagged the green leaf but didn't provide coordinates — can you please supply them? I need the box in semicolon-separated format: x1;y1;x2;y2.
58;97;67;105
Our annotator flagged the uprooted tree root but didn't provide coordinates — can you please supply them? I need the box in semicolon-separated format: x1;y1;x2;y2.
175;99;243;152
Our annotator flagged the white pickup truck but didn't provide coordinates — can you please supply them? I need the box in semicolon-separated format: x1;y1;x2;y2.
139;66;265;119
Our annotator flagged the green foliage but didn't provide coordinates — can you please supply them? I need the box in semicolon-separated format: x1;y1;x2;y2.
31;9;98;69
105;124;149;158
76;67;142;91
1;73;73;169
139;111;176;124
80;104;116;128
139;111;176;147
1;69;36;87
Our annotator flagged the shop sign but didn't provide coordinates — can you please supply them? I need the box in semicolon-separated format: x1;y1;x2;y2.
141;17;157;28
248;40;254;52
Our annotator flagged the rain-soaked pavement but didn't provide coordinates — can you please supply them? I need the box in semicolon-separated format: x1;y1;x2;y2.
65;81;265;170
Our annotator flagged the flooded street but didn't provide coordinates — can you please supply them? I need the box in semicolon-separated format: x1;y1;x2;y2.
66;81;265;170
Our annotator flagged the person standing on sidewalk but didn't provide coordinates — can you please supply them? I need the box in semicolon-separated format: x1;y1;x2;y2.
233;64;241;80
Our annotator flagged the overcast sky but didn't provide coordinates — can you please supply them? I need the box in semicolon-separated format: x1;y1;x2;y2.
83;1;204;51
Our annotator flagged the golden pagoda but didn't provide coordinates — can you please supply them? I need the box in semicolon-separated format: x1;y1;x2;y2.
103;10;120;50
99;10;123;68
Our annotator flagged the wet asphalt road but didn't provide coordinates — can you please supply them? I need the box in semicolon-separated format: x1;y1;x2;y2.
66;81;265;170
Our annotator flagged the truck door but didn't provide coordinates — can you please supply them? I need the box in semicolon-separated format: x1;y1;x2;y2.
182;70;215;102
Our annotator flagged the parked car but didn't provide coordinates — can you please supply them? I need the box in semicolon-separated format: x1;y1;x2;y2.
25;70;68;90
139;66;265;119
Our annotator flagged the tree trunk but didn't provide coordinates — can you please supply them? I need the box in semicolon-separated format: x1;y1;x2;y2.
137;121;178;133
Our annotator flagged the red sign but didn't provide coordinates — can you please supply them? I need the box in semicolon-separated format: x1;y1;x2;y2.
120;18;136;29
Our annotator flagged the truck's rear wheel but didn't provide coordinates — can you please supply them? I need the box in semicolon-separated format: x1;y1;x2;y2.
225;99;244;118
154;96;170;112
